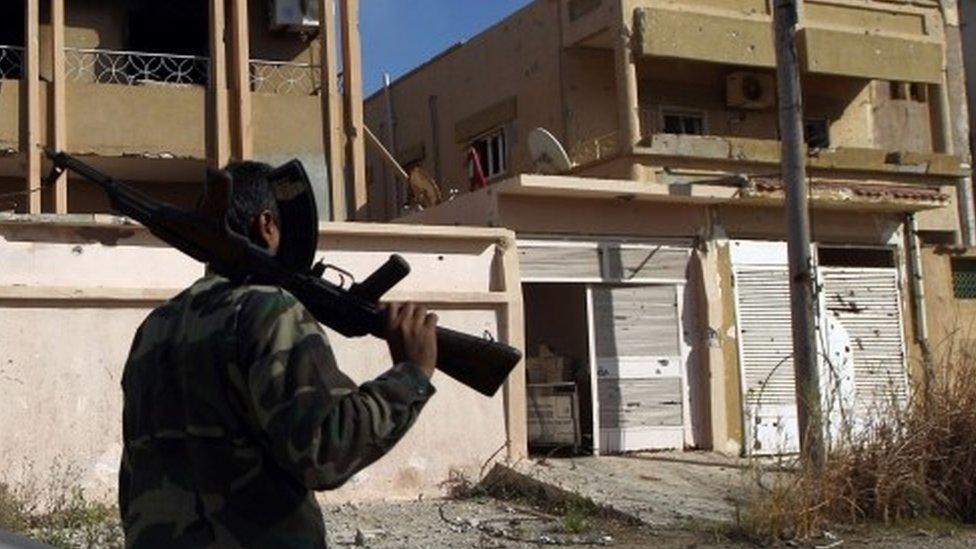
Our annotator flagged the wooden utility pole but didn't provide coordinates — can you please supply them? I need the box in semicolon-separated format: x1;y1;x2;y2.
773;0;824;470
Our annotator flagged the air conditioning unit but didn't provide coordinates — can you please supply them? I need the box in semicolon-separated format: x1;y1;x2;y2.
727;71;775;110
270;0;320;31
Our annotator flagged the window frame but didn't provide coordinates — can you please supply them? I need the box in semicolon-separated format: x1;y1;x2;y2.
659;106;708;136
467;128;508;181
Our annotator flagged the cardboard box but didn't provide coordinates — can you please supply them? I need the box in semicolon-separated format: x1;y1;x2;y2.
526;344;568;384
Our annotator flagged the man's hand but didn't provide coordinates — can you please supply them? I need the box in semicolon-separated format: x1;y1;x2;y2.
384;303;438;379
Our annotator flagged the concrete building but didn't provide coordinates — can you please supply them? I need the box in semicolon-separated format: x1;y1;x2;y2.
0;1;527;504
365;0;976;456
0;0;373;220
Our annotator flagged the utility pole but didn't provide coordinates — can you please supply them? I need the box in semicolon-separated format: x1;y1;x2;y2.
773;0;825;470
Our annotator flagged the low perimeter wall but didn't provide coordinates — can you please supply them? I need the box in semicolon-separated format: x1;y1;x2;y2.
0;214;526;505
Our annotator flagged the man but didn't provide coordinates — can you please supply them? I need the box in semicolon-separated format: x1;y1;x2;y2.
119;161;438;548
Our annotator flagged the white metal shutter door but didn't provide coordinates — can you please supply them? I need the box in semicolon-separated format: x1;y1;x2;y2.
733;267;801;454
519;244;601;280
821;267;907;412
592;285;684;452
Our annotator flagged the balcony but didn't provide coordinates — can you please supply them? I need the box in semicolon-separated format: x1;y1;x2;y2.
561;0;945;85
249;60;321;96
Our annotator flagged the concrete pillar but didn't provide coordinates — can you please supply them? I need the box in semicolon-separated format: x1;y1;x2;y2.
340;0;367;220
229;0;252;160
498;236;528;462
613;1;641;159
208;0;231;169
50;0;67;213
22;0;41;214
320;0;346;222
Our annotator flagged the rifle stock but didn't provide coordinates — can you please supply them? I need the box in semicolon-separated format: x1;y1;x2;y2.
43;149;521;397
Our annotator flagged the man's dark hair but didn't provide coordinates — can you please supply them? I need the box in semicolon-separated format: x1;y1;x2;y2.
224;161;279;244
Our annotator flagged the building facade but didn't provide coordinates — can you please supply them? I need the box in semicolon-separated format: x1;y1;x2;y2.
0;0;360;220
366;0;976;456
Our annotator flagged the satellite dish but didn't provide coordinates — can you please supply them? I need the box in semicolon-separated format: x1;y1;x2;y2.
528;127;573;174
408;166;443;209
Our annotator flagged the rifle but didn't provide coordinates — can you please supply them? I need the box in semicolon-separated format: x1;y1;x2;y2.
42;149;521;397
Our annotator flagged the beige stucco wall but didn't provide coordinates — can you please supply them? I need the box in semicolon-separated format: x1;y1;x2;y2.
0;217;522;504
252;93;331;218
365;0;957;227
363;0;564;218
66;83;207;159
404;174;917;454
921;246;976;356
0;81;18;151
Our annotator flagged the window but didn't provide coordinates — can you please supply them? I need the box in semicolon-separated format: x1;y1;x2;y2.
952;258;976;299
125;1;209;85
468;129;507;180
889;81;927;103
661;109;705;136
0;2;24;80
804;118;830;149
890;81;907;100
909;83;928;103
818;247;895;268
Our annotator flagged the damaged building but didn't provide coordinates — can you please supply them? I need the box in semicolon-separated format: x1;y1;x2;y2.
364;0;976;455
0;0;526;503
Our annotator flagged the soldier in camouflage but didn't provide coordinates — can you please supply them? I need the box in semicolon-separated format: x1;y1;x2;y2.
119;161;439;548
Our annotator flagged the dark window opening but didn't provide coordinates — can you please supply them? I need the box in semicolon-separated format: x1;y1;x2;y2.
662;109;705;136
890;81;907;100
0;3;25;80
804;118;830;149
952;258;976;299
909;82;928;103
125;1;209;85
818;247;895;269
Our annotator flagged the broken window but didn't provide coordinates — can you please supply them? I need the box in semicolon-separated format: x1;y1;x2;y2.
804;118;830;149
952;258;976;299
661;109;705;136
468;129;507;180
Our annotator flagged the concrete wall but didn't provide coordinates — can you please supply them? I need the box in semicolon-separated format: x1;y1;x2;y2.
0;81;17;150
0;216;524;504
363;0;565;218
252;93;331;218
365;0;957;223
921;246;976;356
66;83;207;159
404;174;916;454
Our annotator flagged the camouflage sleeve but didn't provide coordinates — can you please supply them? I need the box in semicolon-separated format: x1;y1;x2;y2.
235;288;434;491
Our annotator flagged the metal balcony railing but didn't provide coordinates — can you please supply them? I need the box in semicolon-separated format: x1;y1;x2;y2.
249;60;321;95
65;47;209;86
0;45;24;80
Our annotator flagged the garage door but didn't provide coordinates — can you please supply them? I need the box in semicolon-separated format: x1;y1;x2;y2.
731;241;905;455
591;285;684;452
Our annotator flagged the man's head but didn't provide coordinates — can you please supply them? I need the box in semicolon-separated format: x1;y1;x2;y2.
224;161;281;255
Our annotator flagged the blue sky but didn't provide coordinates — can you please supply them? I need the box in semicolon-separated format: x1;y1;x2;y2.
360;0;533;96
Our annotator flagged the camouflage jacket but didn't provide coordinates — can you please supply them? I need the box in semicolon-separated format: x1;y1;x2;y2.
119;275;435;548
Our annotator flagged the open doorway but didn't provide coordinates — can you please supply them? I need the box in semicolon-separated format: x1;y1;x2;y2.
523;283;594;456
